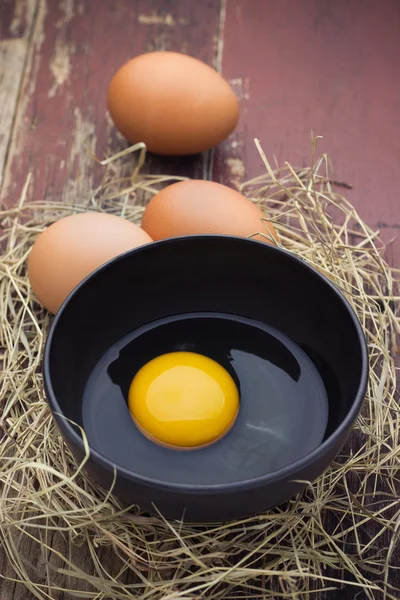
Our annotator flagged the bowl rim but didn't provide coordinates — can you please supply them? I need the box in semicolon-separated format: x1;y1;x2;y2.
43;234;369;494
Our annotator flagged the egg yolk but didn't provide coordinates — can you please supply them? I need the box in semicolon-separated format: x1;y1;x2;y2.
128;352;239;449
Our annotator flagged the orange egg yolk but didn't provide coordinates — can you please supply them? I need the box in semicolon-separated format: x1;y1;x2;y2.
128;352;239;449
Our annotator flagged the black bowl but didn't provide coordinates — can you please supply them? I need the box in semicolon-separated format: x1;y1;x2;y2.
44;235;368;522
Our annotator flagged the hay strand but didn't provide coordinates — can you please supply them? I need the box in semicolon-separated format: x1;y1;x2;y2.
0;138;399;599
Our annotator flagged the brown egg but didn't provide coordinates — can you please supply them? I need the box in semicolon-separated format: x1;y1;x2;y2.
107;51;239;155
28;212;152;314
141;180;278;244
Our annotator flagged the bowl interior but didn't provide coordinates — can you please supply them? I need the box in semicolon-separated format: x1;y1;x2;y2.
45;235;367;486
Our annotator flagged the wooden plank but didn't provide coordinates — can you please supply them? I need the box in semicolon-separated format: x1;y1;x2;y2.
214;0;400;267
0;0;222;209
0;1;222;599
217;2;400;596
0;40;26;187
0;0;37;191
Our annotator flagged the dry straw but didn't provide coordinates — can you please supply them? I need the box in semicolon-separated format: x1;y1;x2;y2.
0;138;399;599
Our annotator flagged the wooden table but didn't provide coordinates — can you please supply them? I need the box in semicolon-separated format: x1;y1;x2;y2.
1;1;399;598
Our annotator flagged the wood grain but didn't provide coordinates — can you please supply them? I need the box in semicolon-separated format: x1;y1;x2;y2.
0;0;37;189
0;0;221;209
0;40;27;187
213;0;400;267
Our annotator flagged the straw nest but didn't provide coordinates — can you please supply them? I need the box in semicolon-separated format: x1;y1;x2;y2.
0;138;399;600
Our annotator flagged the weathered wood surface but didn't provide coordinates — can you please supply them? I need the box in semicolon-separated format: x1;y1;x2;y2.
213;0;400;268
0;0;220;208
0;1;399;599
0;0;37;187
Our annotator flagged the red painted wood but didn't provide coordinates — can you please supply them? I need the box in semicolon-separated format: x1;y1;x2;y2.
215;7;400;596
0;0;36;40
1;0;221;207
1;2;222;599
214;0;400;266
